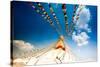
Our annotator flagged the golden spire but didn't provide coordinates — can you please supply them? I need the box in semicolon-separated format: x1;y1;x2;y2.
55;35;65;50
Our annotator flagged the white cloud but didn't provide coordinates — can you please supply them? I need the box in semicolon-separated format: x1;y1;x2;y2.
13;40;35;59
74;6;91;33
72;32;89;47
13;40;35;50
72;6;91;47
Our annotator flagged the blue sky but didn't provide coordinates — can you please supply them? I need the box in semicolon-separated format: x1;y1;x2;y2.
12;1;97;58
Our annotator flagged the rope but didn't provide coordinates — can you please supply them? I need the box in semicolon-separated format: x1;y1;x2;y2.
62;4;69;33
49;4;62;34
69;5;85;35
36;2;61;36
29;3;60;36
